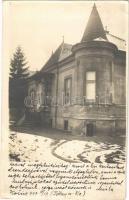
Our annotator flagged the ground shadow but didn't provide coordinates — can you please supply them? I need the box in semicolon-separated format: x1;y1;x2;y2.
10;125;126;147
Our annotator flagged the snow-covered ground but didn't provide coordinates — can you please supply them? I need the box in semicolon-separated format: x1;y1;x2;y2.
55;140;125;163
9;131;125;164
9;131;64;162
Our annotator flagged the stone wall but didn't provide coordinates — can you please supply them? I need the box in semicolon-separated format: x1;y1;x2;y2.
113;61;126;105
27;41;126;135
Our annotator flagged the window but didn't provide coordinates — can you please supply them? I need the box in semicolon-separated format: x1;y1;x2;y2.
64;77;72;104
30;90;35;100
37;93;42;105
30;90;35;107
86;71;96;102
36;84;43;107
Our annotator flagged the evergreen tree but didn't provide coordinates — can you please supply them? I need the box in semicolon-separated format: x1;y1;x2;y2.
9;46;29;109
10;46;29;80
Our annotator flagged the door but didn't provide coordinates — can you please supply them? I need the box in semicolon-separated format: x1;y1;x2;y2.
64;120;68;130
49;119;52;128
87;123;94;137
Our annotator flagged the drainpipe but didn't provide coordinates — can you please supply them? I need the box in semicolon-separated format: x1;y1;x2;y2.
55;64;59;128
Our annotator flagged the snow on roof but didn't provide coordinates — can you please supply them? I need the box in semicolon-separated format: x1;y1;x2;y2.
93;37;107;41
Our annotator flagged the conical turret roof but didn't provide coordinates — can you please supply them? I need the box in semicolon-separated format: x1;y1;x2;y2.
81;4;108;42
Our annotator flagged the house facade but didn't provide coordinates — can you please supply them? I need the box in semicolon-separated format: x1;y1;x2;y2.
26;4;126;136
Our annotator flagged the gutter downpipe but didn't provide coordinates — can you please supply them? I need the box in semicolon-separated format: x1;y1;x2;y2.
55;64;59;128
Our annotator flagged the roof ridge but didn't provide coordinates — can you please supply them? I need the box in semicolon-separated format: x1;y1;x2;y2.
41;44;62;71
107;32;125;42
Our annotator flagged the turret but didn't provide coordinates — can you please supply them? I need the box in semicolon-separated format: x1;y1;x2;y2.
72;4;118;104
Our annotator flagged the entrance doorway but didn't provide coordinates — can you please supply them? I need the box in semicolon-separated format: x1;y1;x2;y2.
49;119;52;128
64;120;68;130
87;123;94;137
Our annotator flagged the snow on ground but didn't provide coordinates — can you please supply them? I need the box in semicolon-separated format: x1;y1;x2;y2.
55;140;125;163
9;131;125;164
9;131;64;162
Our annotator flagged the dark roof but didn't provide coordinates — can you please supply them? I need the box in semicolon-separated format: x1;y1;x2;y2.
37;4;125;75
41;42;72;72
28;70;53;81
28;70;36;77
41;43;63;72
81;4;108;42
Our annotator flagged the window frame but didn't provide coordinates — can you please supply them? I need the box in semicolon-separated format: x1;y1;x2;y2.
85;71;96;103
64;75;72;105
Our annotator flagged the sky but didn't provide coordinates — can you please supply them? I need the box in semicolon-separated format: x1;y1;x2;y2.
3;1;128;71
